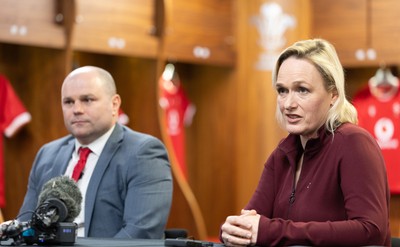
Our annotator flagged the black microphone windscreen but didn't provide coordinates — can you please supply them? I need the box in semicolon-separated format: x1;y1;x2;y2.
37;176;82;222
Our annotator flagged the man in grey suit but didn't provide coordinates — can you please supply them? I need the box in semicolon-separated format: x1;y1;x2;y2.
18;66;173;239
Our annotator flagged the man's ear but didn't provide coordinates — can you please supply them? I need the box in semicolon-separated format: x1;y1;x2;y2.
112;94;122;116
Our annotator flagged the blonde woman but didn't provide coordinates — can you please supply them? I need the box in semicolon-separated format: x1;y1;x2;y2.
220;39;390;246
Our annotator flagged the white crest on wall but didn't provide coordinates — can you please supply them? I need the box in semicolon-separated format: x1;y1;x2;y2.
251;2;297;71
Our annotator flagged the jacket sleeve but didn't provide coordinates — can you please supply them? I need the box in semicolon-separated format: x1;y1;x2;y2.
18;149;42;221
245;150;279;218
113;137;173;239
18;145;61;222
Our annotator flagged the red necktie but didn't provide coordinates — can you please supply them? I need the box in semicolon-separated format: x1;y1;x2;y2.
72;147;91;182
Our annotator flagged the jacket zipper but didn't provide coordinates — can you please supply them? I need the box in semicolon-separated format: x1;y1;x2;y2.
289;189;296;204
287;181;296;218
287;149;302;218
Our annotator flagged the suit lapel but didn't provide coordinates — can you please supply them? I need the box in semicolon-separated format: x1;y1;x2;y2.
84;124;124;236
52;139;75;176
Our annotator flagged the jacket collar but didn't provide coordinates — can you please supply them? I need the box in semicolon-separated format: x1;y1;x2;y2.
278;125;333;157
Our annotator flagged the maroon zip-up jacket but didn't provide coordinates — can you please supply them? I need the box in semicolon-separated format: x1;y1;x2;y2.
246;123;391;246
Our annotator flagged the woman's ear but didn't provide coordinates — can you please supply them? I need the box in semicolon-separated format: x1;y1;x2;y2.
330;90;338;106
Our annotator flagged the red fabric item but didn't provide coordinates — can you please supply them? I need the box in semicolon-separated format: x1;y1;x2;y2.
353;85;400;194
118;108;129;125
72;147;91;181
159;80;195;181
0;74;31;207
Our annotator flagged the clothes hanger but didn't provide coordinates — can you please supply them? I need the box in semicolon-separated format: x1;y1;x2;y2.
161;63;181;93
369;65;399;88
368;65;399;101
162;63;175;81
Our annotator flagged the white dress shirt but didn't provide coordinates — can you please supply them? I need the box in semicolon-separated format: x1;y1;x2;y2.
64;125;115;237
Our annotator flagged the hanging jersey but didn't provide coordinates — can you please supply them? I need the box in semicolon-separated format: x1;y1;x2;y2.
353;85;400;194
159;80;195;181
0;75;32;207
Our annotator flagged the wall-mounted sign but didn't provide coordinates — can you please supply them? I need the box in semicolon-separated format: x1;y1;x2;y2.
251;2;296;71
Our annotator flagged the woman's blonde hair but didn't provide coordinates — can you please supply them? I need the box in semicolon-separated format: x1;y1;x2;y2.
272;38;357;133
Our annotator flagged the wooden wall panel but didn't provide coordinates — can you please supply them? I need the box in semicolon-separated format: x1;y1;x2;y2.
163;0;235;66
1;44;68;218
391;195;400;237
370;0;400;65
182;64;237;238
73;0;159;58
234;0;310;213
311;0;368;66
0;0;65;48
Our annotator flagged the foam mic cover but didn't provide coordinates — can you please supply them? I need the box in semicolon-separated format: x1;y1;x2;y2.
37;176;82;222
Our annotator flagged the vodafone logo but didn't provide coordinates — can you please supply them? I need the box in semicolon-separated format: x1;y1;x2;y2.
167;110;180;136
374;118;398;149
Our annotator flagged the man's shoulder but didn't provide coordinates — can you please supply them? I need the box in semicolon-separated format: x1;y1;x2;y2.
41;135;74;150
119;125;161;143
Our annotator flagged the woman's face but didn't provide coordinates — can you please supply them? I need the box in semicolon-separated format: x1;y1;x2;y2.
275;57;337;141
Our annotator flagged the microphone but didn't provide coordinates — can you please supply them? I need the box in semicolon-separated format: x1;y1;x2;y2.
32;176;82;232
37;176;82;222
0;176;82;245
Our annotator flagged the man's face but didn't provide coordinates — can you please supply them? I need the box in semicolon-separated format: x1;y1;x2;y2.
61;71;120;145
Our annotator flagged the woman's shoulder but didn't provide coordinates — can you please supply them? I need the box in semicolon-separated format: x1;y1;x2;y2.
337;122;368;133
335;122;376;142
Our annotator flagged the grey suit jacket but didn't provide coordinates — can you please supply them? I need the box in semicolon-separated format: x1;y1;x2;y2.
18;124;173;239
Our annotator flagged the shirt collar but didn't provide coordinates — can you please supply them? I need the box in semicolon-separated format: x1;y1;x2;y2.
74;124;116;156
